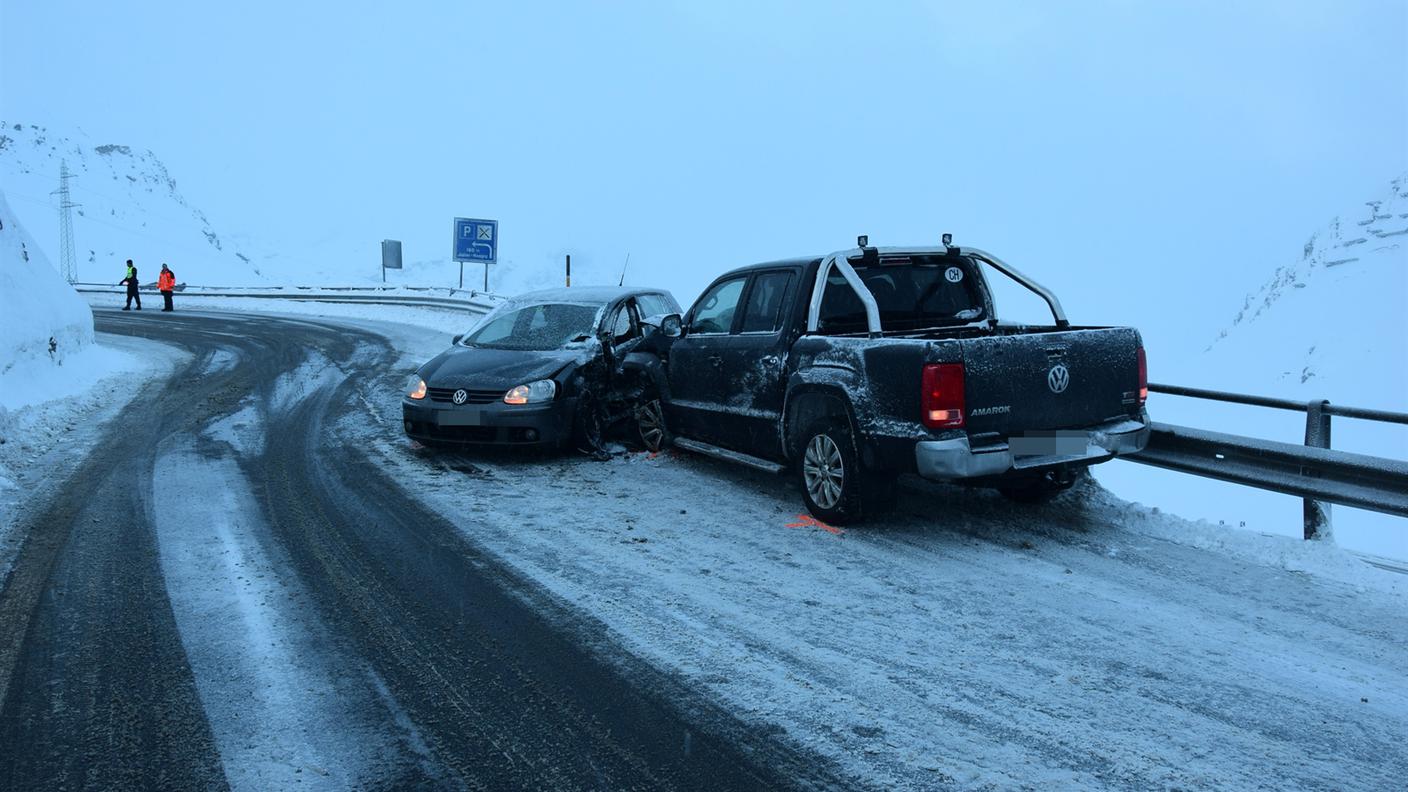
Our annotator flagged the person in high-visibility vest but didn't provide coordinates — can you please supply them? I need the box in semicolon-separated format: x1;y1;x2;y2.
158;263;177;312
119;259;141;310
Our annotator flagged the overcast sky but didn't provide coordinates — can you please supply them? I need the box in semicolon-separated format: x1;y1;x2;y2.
2;0;1405;339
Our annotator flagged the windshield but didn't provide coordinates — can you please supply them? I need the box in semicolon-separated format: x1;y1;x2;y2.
460;303;601;351
818;257;986;333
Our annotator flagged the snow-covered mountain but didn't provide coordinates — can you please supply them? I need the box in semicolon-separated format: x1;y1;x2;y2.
1200;173;1407;410
1098;174;1407;561
0;121;265;286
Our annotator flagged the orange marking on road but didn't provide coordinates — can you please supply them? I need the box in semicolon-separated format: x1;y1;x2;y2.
785;514;843;535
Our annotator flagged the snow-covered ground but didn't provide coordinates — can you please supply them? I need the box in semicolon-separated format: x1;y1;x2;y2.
313;314;1405;790
0;332;184;581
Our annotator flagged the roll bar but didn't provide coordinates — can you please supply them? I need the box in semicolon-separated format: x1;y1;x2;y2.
803;243;1071;336
805;248;883;338
961;246;1070;329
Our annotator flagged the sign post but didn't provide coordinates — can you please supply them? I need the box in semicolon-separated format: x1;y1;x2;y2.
453;217;498;292
381;239;402;283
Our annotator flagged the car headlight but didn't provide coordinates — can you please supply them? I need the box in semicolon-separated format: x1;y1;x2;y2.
504;379;556;404
408;377;428;400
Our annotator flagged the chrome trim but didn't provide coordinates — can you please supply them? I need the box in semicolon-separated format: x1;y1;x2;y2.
914;416;1150;480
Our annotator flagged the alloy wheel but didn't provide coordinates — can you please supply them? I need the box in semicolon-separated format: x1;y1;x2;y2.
637;399;667;452
803;433;845;510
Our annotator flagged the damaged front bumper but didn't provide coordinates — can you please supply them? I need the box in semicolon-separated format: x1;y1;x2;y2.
914;413;1150;481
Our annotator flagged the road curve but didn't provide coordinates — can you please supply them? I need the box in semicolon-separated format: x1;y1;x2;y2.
0;309;844;791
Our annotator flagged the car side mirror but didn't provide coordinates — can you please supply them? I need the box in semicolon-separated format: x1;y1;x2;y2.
452;333;464;345
642;313;683;338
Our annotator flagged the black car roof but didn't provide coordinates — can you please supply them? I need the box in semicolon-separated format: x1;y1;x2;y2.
712;256;820;280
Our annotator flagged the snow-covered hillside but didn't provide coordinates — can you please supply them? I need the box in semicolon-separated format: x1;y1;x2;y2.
1203;172;1408;408
0;121;264;286
1098;174;1408;561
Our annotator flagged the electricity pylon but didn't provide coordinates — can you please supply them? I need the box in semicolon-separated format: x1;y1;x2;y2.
51;160;80;283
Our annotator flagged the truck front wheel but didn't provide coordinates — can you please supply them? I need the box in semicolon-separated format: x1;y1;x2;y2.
798;418;892;524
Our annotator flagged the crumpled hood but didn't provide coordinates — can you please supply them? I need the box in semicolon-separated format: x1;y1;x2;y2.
420;346;584;390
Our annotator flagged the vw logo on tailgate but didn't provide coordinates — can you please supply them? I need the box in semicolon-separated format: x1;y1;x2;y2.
1047;364;1070;394
452;389;470;405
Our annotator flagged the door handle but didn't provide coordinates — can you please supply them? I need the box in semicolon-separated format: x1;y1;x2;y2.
708;354;723;368
761;355;781;366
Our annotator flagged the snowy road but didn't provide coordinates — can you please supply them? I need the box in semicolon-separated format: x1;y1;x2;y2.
0;307;1404;791
0;310;830;791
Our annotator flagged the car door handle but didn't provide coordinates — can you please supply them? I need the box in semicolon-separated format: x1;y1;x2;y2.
708;354;723;368
761;355;780;366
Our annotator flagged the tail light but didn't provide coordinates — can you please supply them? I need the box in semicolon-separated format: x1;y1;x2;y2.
921;363;965;429
1137;347;1148;406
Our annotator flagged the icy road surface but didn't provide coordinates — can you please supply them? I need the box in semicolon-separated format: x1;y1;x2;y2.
1;306;1404;791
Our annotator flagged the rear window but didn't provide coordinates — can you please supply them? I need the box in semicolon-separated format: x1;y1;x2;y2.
818;256;985;333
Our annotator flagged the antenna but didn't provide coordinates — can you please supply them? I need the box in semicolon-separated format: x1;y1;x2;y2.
618;253;631;287
51;160;81;283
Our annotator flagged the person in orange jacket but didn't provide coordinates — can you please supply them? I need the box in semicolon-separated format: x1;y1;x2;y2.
158;263;176;312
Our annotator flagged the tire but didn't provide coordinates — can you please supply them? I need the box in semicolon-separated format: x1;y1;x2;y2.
635;396;669;453
797;416;885;525
570;391;605;454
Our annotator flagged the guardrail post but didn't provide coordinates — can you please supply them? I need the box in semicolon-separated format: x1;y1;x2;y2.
1303;400;1333;540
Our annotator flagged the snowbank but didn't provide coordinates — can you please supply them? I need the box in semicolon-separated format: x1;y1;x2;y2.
0;189;97;410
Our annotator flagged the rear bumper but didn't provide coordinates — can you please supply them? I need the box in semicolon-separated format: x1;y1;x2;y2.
914;414;1150;481
402;397;575;446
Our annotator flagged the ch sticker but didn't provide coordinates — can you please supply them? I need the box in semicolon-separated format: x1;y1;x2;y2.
945;267;964;283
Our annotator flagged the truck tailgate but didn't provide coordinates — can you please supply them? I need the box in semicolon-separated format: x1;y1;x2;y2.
956;327;1142;437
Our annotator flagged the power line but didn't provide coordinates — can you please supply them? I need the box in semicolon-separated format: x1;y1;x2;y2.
50;160;80;283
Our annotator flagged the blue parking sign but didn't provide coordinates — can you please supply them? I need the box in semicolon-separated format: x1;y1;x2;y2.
453;218;498;264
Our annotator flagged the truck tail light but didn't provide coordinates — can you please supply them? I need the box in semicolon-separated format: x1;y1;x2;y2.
921;363;965;429
1137;347;1148;406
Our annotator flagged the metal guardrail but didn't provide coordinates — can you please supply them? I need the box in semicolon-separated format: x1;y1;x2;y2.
1126;382;1408;540
74;282;502;314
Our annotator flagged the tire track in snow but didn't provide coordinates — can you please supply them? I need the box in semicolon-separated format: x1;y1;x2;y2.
152;438;443;790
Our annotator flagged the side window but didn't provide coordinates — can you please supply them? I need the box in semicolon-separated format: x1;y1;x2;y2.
739;271;795;333
688;277;747;335
637;293;674;318
608;301;639;345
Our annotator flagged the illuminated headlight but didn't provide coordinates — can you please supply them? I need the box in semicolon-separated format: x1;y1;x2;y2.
408;377;428;400
504;379;556;405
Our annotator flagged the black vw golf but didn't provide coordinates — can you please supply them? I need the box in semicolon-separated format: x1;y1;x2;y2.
403;286;681;450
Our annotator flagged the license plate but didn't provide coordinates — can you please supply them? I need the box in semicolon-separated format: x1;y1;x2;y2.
1010;431;1088;457
437;409;482;427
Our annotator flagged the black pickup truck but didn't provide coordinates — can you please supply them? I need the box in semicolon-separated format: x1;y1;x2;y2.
654;237;1150;523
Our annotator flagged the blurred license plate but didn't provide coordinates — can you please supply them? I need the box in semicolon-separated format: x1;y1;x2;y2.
437;409;482;426
1010;431;1088;457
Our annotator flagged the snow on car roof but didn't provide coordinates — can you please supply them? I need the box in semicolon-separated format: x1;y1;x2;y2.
509;285;671;305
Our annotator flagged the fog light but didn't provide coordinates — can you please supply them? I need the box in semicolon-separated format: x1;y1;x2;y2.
404;421;413;432
524;428;538;441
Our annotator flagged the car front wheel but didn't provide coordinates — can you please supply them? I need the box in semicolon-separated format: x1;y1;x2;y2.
635;397;669;453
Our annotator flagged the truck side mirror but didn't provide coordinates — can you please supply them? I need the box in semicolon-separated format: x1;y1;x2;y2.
452;333;464;345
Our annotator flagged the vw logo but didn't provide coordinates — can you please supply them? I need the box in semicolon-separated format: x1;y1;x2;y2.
451;389;469;405
1047;364;1071;394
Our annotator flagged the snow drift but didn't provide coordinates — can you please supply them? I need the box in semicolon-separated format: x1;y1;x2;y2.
0;189;95;410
